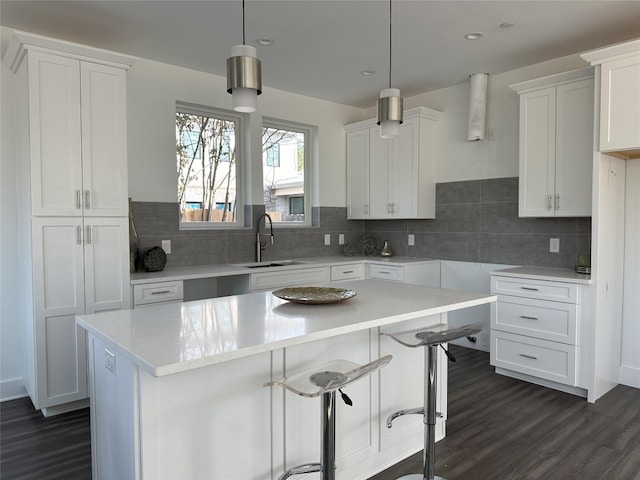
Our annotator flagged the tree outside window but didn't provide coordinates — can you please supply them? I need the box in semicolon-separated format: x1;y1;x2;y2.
176;105;240;224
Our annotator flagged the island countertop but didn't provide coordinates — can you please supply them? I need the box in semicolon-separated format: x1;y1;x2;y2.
76;279;495;377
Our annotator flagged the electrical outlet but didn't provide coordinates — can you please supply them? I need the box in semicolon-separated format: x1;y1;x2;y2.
324;234;331;246
408;234;415;246
550;238;560;253
161;239;171;254
338;233;344;245
105;349;116;375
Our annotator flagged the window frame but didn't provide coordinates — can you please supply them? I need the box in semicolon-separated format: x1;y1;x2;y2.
261;117;314;227
176;101;246;230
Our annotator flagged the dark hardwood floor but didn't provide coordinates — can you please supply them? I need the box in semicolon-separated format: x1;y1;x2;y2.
1;346;639;479
1;396;91;479
371;346;640;480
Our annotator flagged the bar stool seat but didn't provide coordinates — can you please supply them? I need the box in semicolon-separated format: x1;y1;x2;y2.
265;355;392;480
381;322;483;480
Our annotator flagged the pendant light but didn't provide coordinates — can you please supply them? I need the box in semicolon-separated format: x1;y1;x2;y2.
227;0;262;112
377;0;403;138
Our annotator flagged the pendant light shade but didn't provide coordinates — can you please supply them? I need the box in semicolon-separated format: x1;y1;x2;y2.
378;88;403;138
226;1;262;112
377;0;403;138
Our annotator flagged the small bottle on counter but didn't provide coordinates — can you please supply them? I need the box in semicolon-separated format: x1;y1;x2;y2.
380;240;393;257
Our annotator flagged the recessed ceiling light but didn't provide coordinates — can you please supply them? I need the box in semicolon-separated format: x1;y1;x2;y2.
361;70;376;76
257;38;273;46
464;32;484;40
500;21;515;28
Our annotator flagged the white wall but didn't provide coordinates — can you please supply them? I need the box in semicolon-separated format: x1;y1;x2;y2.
0;36;26;400
126;58;366;207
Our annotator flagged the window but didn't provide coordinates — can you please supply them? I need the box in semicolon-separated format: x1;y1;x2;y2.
265;143;280;167
289;196;304;215
262;119;312;224
176;102;244;227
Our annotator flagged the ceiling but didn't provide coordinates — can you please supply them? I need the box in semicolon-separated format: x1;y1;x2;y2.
1;1;639;108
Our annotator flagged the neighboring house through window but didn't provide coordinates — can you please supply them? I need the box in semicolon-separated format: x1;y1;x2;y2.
262;119;313;225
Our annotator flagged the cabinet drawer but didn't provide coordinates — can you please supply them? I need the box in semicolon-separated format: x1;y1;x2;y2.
250;267;330;291
490;331;577;386
133;281;184;306
331;263;365;282
492;296;577;344
369;264;404;282
491;276;578;303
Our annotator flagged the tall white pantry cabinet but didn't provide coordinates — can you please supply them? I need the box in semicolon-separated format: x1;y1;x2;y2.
4;32;136;415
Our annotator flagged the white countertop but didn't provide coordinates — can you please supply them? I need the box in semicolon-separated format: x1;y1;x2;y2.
130;256;440;285
77;279;495;377
491;266;592;284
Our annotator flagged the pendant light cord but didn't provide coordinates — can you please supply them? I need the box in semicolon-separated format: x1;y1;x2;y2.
388;0;392;89
242;0;246;45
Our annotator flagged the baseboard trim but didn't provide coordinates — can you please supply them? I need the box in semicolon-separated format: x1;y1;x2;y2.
620;365;640;389
0;378;27;402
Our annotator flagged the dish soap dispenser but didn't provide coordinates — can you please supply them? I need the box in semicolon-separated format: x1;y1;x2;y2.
380;240;393;257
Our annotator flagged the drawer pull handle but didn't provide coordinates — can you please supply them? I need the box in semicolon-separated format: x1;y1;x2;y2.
519;353;538;360
520;315;538;320
342;270;354;274
520;287;539;291
151;290;172;295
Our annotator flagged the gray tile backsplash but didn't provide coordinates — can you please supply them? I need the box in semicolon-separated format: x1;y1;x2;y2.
367;177;591;269
131;177;590;270
131;203;364;269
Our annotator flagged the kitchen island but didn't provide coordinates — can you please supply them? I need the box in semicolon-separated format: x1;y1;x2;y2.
77;279;495;479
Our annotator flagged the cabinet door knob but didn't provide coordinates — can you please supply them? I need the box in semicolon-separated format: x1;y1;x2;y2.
86;226;92;244
555;194;560;210
85;190;91;209
547;194;553;210
76;190;82;209
76;225;82;245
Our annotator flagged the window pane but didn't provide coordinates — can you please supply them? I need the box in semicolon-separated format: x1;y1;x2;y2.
176;110;237;223
262;126;305;223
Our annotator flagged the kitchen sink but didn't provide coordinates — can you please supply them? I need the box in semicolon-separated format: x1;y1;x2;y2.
233;260;306;269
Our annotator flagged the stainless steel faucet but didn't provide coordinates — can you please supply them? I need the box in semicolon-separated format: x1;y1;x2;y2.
255;213;274;262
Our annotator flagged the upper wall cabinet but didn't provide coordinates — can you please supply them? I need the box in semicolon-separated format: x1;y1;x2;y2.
5;34;133;217
511;69;594;217
346;107;441;220
581;38;640;159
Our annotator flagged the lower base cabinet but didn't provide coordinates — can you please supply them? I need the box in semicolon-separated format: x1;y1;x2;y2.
490;271;591;399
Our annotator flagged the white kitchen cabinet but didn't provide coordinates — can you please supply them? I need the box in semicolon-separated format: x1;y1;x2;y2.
582;39;640;158
490;271;590;397
368;261;441;288
28;217;129;411
346;107;441;220
133;280;184;307
250;266;330;291
5;31;136;414
511;69;594;217
330;263;366;282
16;49;129;217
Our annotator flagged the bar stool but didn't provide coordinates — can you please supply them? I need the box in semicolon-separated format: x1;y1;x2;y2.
264;354;392;480
381;322;483;480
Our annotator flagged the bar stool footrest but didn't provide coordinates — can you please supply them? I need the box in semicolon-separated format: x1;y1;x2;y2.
278;462;321;480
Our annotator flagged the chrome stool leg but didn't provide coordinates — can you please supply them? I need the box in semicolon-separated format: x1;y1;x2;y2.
265;356;392;480
382;322;483;480
321;391;336;480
